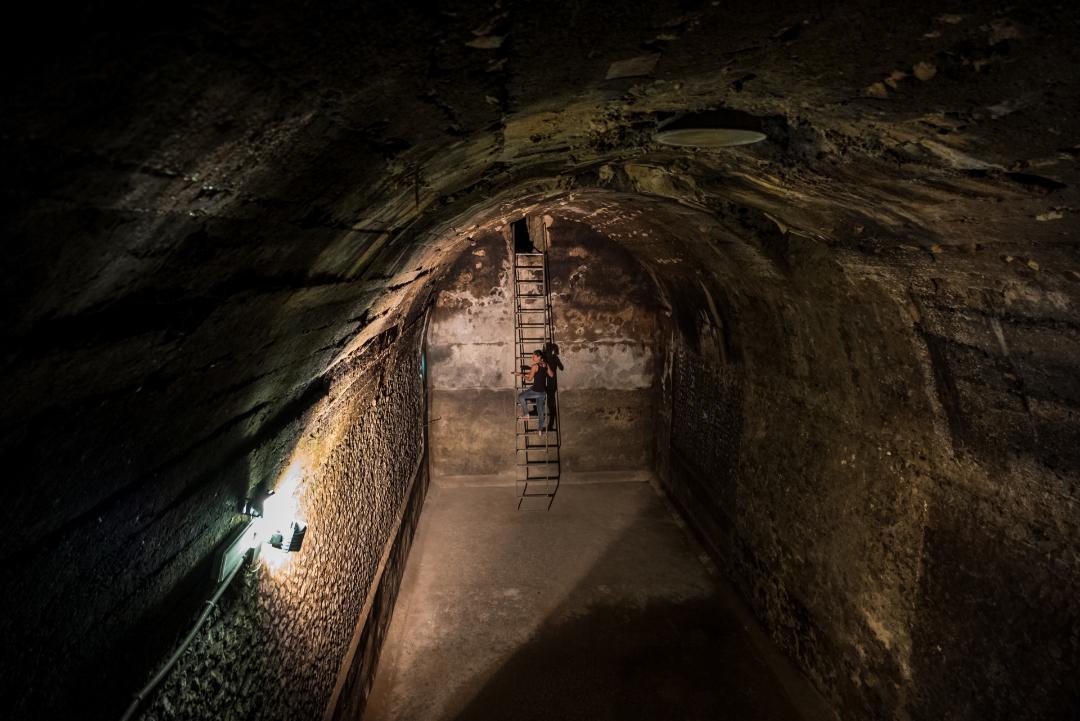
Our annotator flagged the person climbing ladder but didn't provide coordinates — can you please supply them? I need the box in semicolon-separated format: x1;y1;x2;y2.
511;223;560;510
514;349;553;435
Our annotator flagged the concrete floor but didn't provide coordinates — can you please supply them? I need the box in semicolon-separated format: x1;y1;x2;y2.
363;479;831;721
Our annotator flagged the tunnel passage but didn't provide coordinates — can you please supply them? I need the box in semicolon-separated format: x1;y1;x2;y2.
4;2;1080;719
378;189;1079;721
3;182;1079;721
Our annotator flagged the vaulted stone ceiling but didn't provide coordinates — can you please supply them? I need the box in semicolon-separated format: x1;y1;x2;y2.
8;0;1076;426
8;0;1078;534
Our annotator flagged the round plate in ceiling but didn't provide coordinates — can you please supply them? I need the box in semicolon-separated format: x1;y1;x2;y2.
654;127;767;147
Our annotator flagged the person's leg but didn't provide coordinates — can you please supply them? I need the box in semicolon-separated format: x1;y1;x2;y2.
519;389;542;420
535;392;546;433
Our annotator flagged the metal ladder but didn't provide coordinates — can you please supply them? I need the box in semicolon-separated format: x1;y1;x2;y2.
513;250;560;510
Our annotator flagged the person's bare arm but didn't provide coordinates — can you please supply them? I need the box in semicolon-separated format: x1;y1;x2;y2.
526;363;539;382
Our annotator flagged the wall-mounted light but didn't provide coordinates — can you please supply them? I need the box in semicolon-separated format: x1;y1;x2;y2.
127;458;312;720
268;520;307;553
243;487;307;555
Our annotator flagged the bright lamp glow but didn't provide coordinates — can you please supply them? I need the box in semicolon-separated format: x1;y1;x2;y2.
243;457;308;561
258;491;307;553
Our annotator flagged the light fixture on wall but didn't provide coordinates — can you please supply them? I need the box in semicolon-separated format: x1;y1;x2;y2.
121;473;309;721
654;109;767;148
243;487;307;555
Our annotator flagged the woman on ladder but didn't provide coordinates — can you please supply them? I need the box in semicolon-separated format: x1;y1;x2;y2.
514;349;554;436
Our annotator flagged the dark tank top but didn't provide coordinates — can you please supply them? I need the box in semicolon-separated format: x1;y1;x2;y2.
531;364;548;392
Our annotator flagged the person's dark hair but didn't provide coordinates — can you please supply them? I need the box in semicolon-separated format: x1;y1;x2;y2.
532;348;545;361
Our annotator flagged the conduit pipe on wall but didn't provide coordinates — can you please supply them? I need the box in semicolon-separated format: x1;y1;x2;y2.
117;556;247;721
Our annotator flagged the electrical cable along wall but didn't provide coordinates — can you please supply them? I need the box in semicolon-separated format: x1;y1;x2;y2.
123;319;432;721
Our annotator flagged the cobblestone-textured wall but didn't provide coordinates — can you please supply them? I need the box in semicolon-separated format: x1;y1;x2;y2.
330;456;430;721
136;329;426;721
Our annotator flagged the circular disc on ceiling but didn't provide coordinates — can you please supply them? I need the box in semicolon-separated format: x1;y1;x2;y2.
654;127;767;147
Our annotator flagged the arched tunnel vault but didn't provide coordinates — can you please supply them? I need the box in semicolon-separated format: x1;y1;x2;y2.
3;2;1080;721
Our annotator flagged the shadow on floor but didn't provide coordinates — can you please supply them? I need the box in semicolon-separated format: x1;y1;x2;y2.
446;595;803;721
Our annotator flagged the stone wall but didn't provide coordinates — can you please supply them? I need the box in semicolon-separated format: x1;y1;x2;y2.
547;218;662;474
428;230;515;477
428;218;662;479
642;210;1080;721
136;325;428;721
328;454;430;721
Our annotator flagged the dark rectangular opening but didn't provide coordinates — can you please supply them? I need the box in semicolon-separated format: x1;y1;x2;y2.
512;218;534;253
